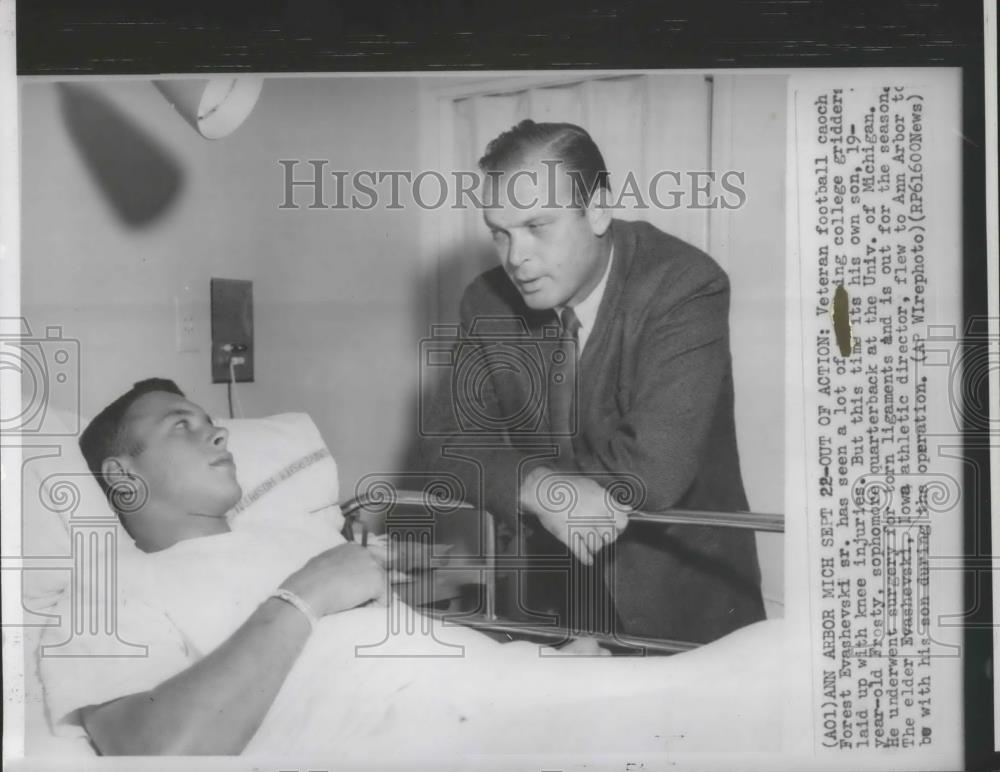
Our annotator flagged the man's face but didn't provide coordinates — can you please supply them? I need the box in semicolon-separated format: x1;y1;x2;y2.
482;160;611;310
118;391;241;518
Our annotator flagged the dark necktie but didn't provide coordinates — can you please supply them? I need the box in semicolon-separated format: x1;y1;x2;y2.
548;307;620;636
547;307;581;456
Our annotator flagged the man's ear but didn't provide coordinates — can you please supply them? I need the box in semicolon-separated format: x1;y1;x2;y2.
100;456;132;481
585;192;613;237
101;456;147;517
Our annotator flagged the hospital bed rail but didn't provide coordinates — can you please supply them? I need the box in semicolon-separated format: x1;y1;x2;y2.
340;490;784;655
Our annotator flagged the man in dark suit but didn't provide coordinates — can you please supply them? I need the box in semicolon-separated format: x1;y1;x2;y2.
419;120;765;644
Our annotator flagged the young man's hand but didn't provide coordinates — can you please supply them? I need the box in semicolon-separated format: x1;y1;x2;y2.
280;542;388;616
519;467;629;565
364;533;452;575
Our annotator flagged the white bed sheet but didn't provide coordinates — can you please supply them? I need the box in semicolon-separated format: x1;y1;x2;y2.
23;609;783;759
246;607;783;757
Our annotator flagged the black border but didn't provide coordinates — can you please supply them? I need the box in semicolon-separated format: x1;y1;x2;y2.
959;53;992;772
14;1;987;74
14;1;994;769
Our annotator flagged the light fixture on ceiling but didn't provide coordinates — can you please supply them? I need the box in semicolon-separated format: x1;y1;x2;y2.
153;77;263;140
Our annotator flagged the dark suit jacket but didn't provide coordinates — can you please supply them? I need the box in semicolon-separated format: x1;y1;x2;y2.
419;219;765;643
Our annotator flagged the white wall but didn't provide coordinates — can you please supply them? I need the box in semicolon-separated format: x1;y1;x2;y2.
19;77;424;496
710;75;787;608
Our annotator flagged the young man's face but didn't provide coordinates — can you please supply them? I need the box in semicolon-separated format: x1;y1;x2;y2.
482;159;611;311
116;391;241;518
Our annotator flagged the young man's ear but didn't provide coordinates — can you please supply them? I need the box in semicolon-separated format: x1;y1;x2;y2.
585;190;613;237
100;456;133;481
100;456;147;516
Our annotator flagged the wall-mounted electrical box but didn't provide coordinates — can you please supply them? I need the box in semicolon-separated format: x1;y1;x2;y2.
210;278;254;383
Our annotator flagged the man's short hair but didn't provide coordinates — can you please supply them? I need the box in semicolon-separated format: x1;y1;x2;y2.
478;119;611;208
79;378;184;497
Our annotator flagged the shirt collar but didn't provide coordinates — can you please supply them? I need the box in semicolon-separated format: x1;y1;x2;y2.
561;243;614;336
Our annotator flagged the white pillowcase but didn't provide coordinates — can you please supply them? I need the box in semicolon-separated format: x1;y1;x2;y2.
17;410;341;609
217;412;343;534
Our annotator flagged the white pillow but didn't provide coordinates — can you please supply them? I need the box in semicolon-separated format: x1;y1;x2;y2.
17;410;341;608
218;413;342;534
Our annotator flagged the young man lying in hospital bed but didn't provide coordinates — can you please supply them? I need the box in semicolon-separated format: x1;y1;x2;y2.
38;378;782;757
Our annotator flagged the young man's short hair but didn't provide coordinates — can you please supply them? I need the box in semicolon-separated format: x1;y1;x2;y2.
478;119;611;209
79;378;184;497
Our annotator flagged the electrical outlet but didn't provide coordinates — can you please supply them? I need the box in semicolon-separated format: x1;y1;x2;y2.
210;278;254;383
174;297;200;352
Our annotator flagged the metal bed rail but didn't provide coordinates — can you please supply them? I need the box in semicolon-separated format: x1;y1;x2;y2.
340;490;784;655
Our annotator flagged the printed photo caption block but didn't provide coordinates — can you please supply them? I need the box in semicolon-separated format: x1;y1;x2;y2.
794;74;963;764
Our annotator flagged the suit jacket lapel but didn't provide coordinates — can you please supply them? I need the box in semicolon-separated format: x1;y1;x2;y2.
577;221;636;423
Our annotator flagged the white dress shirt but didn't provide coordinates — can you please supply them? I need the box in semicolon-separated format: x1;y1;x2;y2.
557;244;614;356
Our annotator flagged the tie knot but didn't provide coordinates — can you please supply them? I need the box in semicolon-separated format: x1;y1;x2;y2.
560;307;582;340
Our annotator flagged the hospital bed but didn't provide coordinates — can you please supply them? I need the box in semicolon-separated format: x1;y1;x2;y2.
14;409;786;758
341;489;784;655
